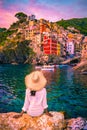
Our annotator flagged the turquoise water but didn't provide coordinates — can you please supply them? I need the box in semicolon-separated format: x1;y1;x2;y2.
0;64;87;118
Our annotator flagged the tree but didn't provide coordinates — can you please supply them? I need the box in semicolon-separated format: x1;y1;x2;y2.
15;12;27;22
0;28;7;32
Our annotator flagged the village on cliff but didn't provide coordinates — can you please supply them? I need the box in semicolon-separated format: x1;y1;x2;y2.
0;13;87;65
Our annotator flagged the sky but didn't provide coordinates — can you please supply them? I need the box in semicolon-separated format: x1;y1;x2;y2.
0;0;87;28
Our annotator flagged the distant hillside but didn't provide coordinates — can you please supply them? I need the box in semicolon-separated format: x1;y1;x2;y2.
57;18;87;35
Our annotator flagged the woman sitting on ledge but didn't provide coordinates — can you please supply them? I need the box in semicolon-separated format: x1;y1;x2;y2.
14;70;52;118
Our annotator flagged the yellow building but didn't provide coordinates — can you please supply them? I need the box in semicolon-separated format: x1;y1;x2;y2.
68;33;74;39
57;43;61;56
28;21;36;40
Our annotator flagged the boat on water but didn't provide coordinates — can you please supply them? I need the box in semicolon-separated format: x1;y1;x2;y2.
41;65;55;71
35;65;42;70
35;64;59;71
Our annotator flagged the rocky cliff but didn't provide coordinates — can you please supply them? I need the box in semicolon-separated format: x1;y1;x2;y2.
0;112;65;130
0;112;87;130
0;40;35;64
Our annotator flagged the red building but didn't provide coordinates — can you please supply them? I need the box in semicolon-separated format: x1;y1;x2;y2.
43;35;57;55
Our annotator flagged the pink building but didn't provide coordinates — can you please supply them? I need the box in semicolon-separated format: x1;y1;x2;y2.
67;41;74;55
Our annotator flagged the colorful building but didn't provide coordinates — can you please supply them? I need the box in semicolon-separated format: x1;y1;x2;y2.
57;43;61;56
43;35;57;55
39;19;51;34
81;43;87;60
40;24;46;33
40;19;48;33
29;14;35;21
35;33;42;45
67;41;74;56
28;20;40;40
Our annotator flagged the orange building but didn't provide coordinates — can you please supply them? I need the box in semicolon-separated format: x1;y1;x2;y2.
40;24;46;33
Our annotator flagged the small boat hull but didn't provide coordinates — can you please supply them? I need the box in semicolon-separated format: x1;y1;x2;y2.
35;66;42;69
41;65;55;71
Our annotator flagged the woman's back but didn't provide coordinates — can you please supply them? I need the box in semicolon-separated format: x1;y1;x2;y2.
22;88;48;117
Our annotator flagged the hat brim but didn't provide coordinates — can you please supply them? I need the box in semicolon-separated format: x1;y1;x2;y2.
25;71;47;91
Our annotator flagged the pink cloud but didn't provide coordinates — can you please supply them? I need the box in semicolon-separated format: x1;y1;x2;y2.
0;0;87;28
0;7;18;28
24;1;86;21
0;10;17;28
23;2;62;21
0;1;18;28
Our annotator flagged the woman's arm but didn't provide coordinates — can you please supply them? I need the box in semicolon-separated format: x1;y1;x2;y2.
44;108;53;117
42;88;53;117
22;89;30;112
13;89;30;118
13;110;25;118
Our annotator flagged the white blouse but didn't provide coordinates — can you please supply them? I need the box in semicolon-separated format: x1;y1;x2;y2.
22;88;48;117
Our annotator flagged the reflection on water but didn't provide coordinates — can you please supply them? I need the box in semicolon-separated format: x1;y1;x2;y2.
45;65;87;118
0;64;87;118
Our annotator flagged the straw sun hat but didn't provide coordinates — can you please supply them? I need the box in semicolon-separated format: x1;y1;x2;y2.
25;71;47;91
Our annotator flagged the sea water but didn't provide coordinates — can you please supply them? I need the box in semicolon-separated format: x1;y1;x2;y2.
0;64;87;118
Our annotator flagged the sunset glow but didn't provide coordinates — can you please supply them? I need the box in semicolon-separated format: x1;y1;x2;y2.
0;0;87;28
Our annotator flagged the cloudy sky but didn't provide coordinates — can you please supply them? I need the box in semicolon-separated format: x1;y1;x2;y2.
0;0;87;28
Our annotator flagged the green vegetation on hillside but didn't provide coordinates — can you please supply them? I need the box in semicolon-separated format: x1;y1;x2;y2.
0;29;17;46
0;12;36;64
0;28;7;32
0;40;35;64
57;18;87;35
15;12;27;23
